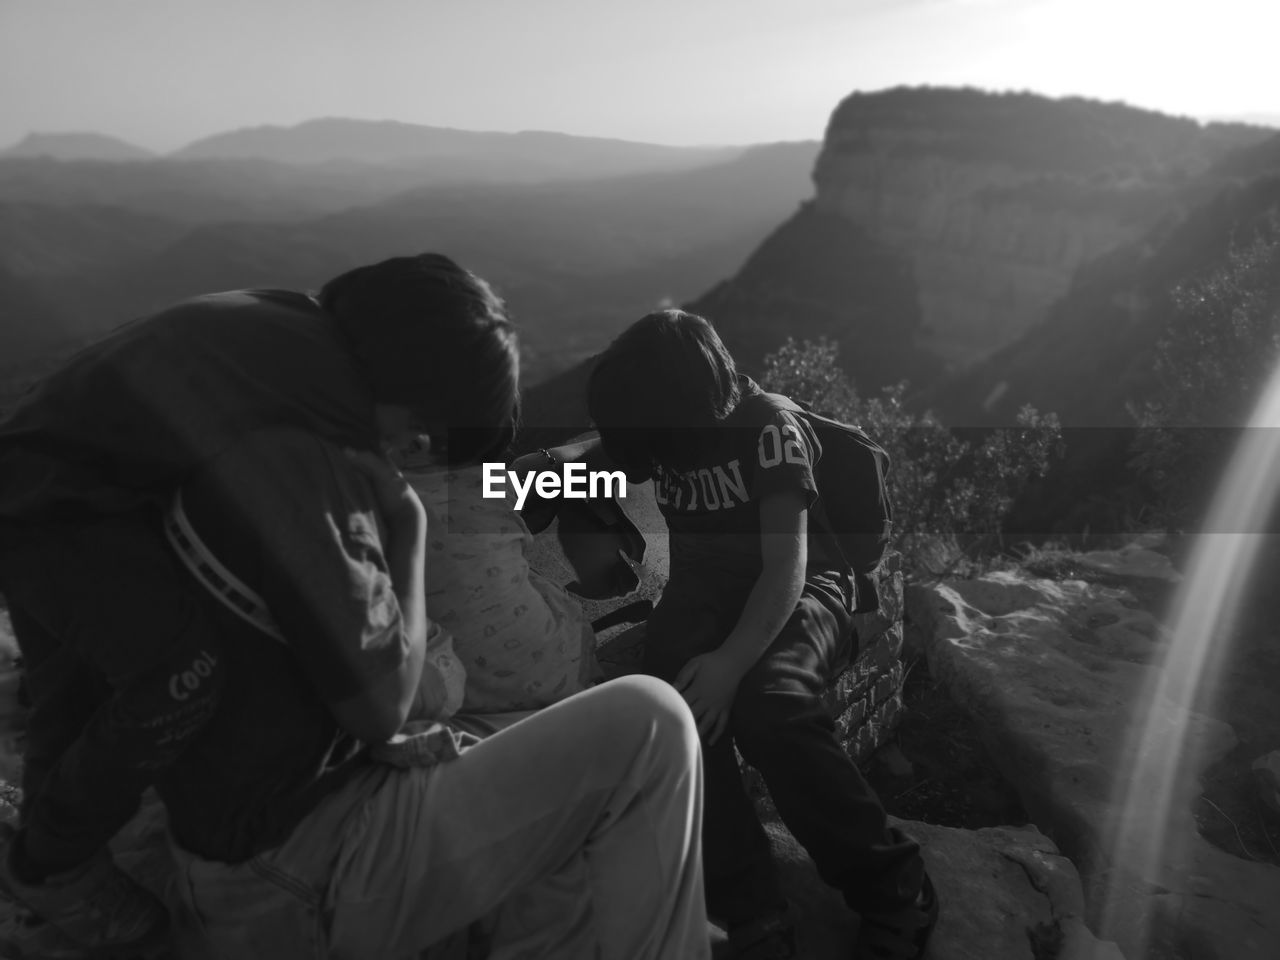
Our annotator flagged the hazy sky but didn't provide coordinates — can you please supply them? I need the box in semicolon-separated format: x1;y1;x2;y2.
3;0;1277;152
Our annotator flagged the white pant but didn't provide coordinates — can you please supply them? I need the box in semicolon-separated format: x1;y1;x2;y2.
171;676;709;960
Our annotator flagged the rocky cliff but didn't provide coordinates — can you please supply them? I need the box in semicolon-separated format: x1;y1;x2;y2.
689;87;1271;387
522;89;1275;446
814;89;1270;369
688;202;938;395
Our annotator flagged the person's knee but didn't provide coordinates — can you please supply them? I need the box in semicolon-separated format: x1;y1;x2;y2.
598;675;699;768
606;673;695;731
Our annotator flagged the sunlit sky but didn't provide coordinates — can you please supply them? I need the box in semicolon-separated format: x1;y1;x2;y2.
3;0;1278;153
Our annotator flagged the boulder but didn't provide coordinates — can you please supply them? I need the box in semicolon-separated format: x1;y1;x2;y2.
907;556;1280;959
1069;534;1181;587
764;815;1123;960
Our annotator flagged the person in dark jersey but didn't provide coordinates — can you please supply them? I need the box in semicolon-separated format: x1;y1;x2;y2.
0;255;707;958
529;310;937;960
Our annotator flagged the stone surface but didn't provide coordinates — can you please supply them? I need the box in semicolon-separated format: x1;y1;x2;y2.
816;151;1140;369
1069;536;1182;586
811;97;1171;369
764;814;1122;960
906;555;1280;959
1252;750;1280;816
826;552;908;763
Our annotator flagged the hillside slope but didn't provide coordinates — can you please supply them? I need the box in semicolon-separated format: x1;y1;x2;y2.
523;88;1273;434
715;87;1269;378
2;142;820;383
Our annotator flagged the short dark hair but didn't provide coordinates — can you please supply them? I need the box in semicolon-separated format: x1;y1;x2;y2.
320;253;519;463
586;309;739;477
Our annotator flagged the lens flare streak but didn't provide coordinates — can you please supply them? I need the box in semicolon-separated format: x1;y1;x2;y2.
1102;369;1280;953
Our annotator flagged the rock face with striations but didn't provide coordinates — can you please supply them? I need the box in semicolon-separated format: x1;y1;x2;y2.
692;87;1270;390
813;90;1185;368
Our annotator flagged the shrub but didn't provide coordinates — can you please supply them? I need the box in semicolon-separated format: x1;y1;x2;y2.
761;337;1061;571
1131;230;1280;530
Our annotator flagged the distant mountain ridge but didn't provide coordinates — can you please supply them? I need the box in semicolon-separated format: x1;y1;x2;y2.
1205;112;1280;129
10;87;1280;482
0;119;762;224
0;140;820;384
1;132;154;161
171;117;741;178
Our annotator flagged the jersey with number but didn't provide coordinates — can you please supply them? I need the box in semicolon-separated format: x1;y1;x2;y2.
653;377;845;602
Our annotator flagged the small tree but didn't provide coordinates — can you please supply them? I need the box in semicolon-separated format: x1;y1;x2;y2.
1132;230;1280;530
761;337;1061;570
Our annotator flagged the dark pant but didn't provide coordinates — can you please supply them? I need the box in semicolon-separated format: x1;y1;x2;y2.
644;577;923;923
0;510;224;874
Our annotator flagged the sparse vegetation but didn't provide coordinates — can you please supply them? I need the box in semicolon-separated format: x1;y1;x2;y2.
760;337;1061;572
1131;228;1280;531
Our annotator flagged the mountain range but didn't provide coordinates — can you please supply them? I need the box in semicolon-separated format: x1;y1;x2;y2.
7;91;1280;537
0;129;819;389
0;117;738;179
171;118;740;175
514;88;1280;538
522;89;1279;446
0;132;156;161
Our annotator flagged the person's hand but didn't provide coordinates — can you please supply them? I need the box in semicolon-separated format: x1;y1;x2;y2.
408;622;466;722
558;496;645;599
510;449;563;534
673;648;749;745
344;448;426;533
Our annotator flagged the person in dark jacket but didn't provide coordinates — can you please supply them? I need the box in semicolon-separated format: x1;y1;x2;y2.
0;254;511;953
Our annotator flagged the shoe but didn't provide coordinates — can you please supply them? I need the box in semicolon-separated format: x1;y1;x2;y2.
853;873;939;960
0;828;169;957
714;902;800;960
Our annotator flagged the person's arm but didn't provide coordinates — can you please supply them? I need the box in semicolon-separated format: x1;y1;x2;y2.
674;489;808;743
183;430;432;744
510;435;615;533
509;435;608;475
720;490;808;667
331;450;428;741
